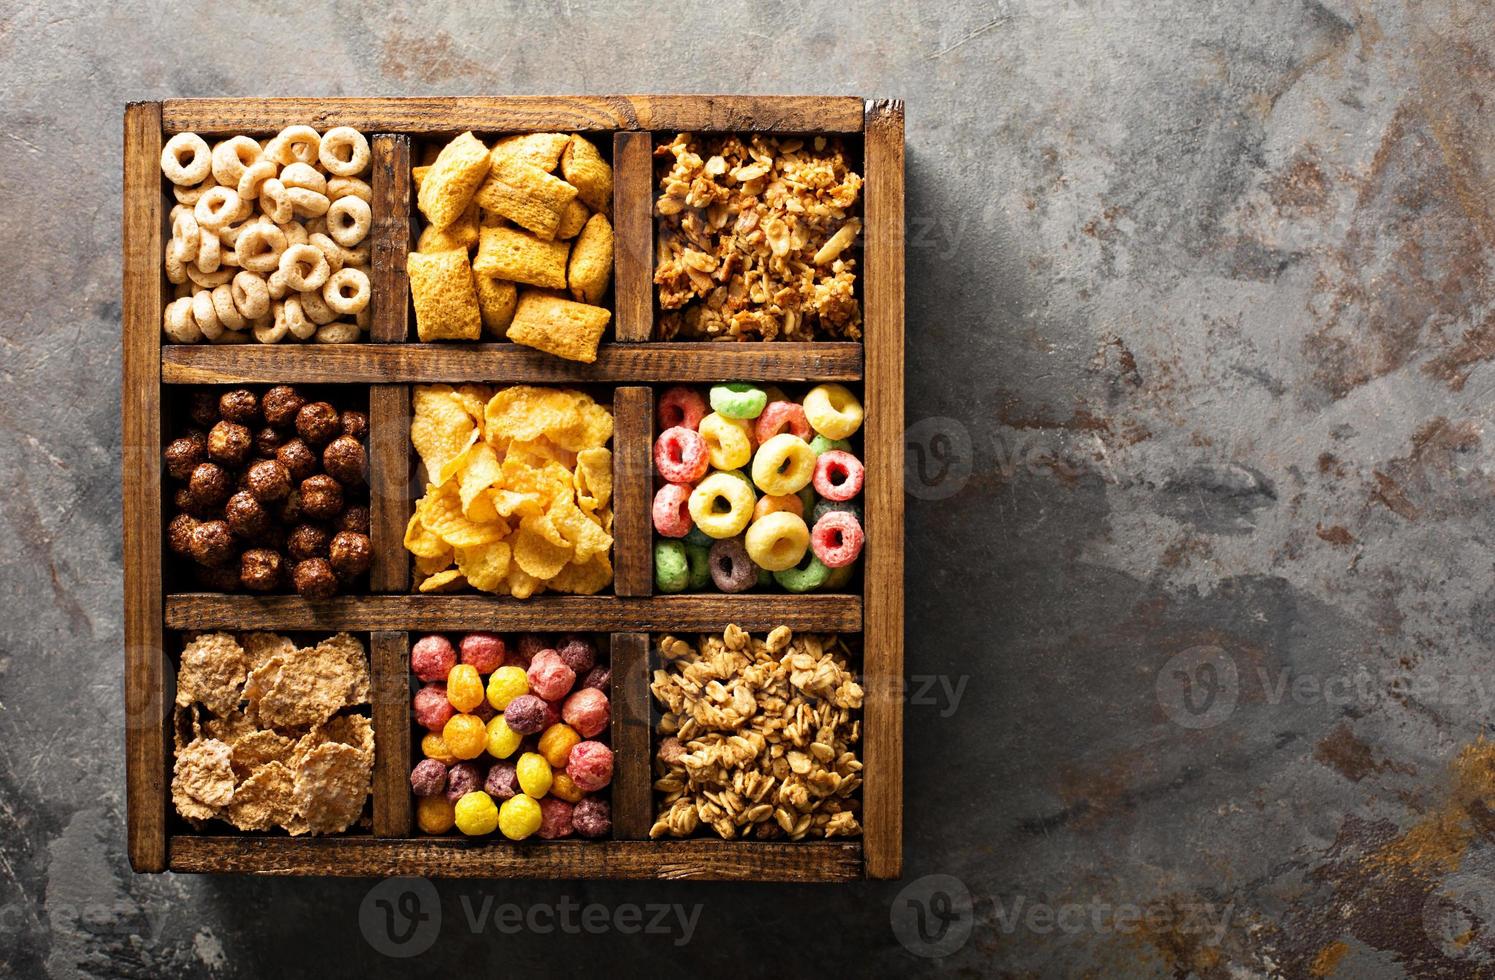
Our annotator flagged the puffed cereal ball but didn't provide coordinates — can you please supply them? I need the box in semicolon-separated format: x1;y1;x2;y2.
413;684;454;732
484;761;518;801
485;665;529;710
295;401;342;446
561;688;610;739
454;790;500;836
163;434;206;480
328;530;372;579
409;758;447;797
262;385;305;428
526;650;575;702
207;420;253;467
189;519;236;567
446;664;485;713
484;715;523;759
442;714;487;760
293;557;338;597
580;665;611;693
572;797;611;838
417;795;456;834
443;761;482;804
322;435;367;486
549;772;586;804
239;548;283;592
460;632;506;673
166;513;199;557
411;634;457;683
497;794;542;841
537;796;575;840
515;752;553;798
566;741;613;792
538;723;582;769
555;634;597;675
421;732;458;765
514;633;548;665
245;459;292;503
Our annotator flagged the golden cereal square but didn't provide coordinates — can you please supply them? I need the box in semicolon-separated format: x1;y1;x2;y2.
471;225;570;289
567;213;614;305
555;198;589;240
416;200;479;253
407;250;482;341
489;132;572;172
475;276;518;339
417;132;491;230
474;158;579;240
506;290;611;363
560;135;613;213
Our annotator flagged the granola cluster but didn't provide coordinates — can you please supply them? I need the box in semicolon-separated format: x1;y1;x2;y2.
653;134;863;342
649;625;863;840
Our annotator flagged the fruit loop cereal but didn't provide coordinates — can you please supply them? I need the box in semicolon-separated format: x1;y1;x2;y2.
409;632;612;840
160;127;372;344
651;384;865;592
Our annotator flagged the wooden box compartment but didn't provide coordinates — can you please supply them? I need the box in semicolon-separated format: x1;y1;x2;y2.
125;96;903;881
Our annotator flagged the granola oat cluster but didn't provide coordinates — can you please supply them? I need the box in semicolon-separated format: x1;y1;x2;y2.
653;134;863;342
649;625;863;840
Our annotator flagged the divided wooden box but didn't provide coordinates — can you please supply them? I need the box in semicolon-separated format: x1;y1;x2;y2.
123;96;904;881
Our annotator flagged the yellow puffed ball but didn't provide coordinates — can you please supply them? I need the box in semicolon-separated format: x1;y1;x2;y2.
454;790;499;836
421;732;458;766
446;664;485;713
549;772;585;803
442;713;487;760
485;715;523;759
538;723;582;769
498;794;543;840
416;795;456;834
516;751;553;798
486;665;530;710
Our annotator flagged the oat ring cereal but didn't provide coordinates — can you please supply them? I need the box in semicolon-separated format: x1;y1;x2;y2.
307;233;344;273
314;321;361;343
163;296;202;342
186;264;232;289
319;127;371;177
298;287;339;325
280;296;317;340
271;125;321;166
161;132;212;185
211;135;262;187
173;176;215;205
259;178;293;223
191;290;225;341
164;240;187;284
253;315;288;344
279;162;327;194
171;209;200;262
287;187;331;218
236;223;287;274
236;158;278;201
279;243;330;291
326;196;371;247
231;271;270;318
327;176;372;203
194;185;241;231
322;267;370;315
195;229;222;274
211;283;247;330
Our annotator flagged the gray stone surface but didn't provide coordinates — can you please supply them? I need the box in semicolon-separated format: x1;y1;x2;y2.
1;0;1492;975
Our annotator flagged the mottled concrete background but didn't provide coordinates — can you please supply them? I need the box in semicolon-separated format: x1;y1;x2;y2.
2;0;1493;976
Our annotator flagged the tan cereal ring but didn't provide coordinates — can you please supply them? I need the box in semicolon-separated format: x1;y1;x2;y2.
186;264;232;288
171;209;200;258
279;243;330;291
318;128;370;177
196;228;222;274
298;288;338;325
314;321;361;343
326;196;371;247
283;295;317;340
194;186;242;230
327;177;372;203
253;313;287;344
237;159;278;201
271;126;320;166
279;162;326;195
211;136;263;188
287;187;330;219
304;216;327;237
266;268;290;300
191;289;225;341
340;242;370;267
260;178;293;224
307;233;344;273
278;220;309;247
321;267;370;316
236;223;288;274
173;175;216;205
232;271;270;318
211;283;248;330
161;133;212;185
163;296;202;342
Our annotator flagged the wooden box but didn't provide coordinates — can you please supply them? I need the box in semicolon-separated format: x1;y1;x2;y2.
123;96;903;881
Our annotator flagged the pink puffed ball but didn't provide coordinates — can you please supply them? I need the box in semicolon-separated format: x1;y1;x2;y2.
411;634;456;683
527;649;576;701
540;699;562;731
513;634;548;667
536;796;575;839
413;683;455;732
566;740;614;791
562;688;610;738
460;632;506;673
652;483;693;538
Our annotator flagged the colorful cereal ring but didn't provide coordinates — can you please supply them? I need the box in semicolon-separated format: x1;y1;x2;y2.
708;537;757;592
653;539;689;593
752;433;817;496
774;553;831;592
698;412;753;470
803;384;864;440
810;510;864;568
709;382;767;420
657;385;708;431
652;483;693;538
688;471;756;538
744;511;811;572
755;401;811;444
654;426;710;484
813;450;864;501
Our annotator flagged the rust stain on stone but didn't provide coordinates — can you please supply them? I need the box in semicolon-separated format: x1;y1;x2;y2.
1268;153;1331;212
1370;472;1419;520
380;26;495;84
1315;523;1355;546
1309;940;1350;976
1315;724;1407;782
1424;312;1495;390
1366;740;1495;876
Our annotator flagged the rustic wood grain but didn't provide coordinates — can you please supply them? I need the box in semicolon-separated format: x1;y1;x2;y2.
161;342;863;384
370;134;411;343
160;96;866;136
163;593;863;632
123;101;167;874
371;631;412;837
609;633;652;839
167;836;863;880
612;387;653;596
368;385;412;593
611;132;654;342
860;99;906;881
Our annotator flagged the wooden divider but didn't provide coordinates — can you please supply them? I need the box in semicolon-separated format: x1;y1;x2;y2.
612;387;653;596
368;385;412;593
371;631;412;836
609;633;653;838
611;131;654;342
370;134;411;343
